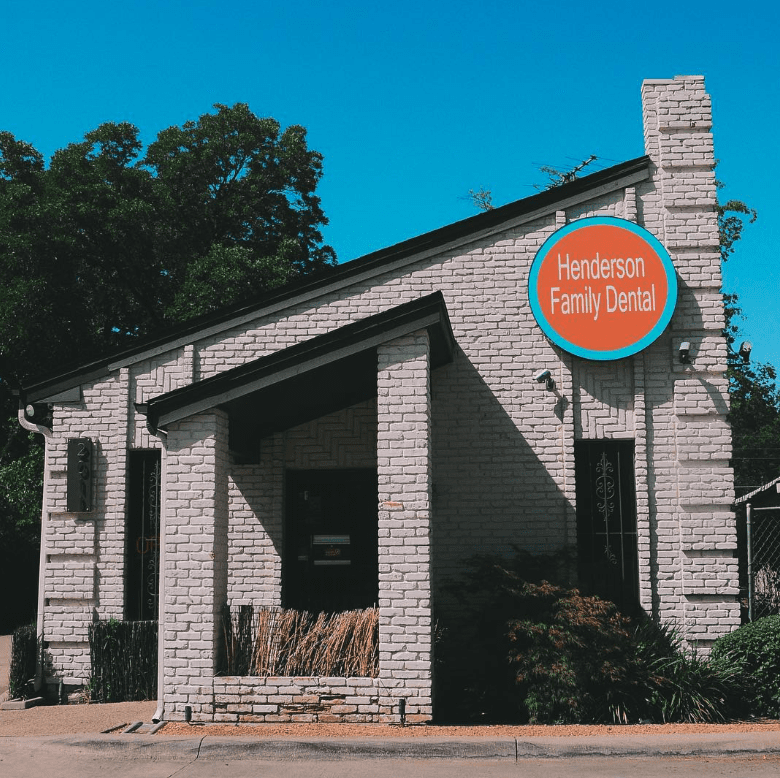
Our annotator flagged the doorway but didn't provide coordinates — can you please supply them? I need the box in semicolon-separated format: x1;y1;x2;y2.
575;440;639;612
284;469;378;613
126;450;161;621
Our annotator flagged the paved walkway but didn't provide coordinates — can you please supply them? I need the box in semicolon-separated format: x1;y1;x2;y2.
1;699;779;760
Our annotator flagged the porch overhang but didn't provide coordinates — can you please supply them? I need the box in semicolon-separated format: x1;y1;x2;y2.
137;292;455;450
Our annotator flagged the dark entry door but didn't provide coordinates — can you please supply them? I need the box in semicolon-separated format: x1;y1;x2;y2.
575;440;639;612
285;469;378;613
126;450;161;621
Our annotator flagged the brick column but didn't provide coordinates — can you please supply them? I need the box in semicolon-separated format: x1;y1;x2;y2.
161;409;229;720
641;76;739;647
376;331;433;723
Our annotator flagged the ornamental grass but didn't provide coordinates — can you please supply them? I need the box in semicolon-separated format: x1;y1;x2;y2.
222;604;378;677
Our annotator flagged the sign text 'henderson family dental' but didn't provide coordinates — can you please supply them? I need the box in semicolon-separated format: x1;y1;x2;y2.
529;217;677;361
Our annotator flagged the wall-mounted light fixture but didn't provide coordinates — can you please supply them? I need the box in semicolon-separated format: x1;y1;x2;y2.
679;342;691;364
534;368;555;391
739;341;752;364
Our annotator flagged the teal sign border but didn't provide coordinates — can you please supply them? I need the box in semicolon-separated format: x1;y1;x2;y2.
528;216;678;361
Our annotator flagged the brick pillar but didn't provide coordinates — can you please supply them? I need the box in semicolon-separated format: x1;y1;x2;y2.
376;331;433;723
161;409;229;720
641;76;739;648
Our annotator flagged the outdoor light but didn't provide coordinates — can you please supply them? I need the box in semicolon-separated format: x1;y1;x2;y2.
24;402;51;424
739;341;752;364
679;342;691;364
534;368;555;391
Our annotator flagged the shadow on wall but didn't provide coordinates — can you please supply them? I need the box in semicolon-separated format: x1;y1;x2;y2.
431;349;574;616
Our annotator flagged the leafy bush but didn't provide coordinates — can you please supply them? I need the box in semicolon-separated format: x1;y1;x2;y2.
617;618;740;724
505;581;630;723
8;621;38;699
711;615;780;718
436;552;739;724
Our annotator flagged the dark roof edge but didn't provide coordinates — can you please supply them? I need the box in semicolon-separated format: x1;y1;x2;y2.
22;155;650;402
142;291;454;431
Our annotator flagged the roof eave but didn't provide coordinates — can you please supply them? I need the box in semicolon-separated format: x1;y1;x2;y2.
21;155;650;402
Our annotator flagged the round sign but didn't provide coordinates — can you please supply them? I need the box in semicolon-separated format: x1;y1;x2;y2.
528;216;677;360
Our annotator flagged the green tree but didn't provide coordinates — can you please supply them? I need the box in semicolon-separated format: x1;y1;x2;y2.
717;196;779;496
0;103;335;374
0;105;336;629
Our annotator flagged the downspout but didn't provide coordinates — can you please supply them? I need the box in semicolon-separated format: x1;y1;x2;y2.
17;406;52;693
152;442;167;722
746;502;753;623
142;409;168;724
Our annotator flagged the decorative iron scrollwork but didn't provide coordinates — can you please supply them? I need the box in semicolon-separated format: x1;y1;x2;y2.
595;450;618;565
67;438;93;512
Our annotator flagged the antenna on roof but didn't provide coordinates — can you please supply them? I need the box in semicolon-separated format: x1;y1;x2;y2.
534;155;598;191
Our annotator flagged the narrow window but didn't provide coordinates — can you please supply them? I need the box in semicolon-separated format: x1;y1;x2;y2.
126;450;161;621
575;440;639;612
67;438;93;512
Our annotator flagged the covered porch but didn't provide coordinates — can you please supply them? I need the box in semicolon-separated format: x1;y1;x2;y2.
138;293;454;723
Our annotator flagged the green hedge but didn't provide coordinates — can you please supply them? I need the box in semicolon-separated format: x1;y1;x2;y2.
88;619;157;702
8;622;38;700
711;615;780;718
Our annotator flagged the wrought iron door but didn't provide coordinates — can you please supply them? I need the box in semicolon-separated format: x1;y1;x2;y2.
575;440;639;611
126;450;161;621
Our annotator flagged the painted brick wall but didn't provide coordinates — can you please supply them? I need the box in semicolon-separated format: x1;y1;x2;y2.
37;76;737;712
226;400;376;608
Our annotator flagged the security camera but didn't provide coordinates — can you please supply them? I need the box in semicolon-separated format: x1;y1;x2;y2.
533;369;555;390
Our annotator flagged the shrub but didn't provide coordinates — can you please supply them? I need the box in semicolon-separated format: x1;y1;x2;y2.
88;619;157;702
8;622;38;700
711;615;780;718
502;580;633;723
631;619;741;723
437;552;739;724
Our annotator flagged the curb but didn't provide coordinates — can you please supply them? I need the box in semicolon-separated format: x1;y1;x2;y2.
2;732;780;760
196;737;517;760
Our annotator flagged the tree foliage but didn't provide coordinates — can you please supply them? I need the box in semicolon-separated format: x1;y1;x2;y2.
718;197;779;495
0;104;335;629
0;103;335;377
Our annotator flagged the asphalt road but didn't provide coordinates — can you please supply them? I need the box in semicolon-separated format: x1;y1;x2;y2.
1;749;780;778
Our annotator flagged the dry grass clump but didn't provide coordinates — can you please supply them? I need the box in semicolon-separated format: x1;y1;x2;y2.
223;605;378;677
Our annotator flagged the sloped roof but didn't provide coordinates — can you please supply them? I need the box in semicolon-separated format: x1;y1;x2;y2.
139;292;454;447
21;155;651;404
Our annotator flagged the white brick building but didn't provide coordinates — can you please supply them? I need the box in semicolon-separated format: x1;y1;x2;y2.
18;76;737;723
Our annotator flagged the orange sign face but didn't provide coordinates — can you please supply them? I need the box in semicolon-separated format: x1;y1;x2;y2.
529;217;677;360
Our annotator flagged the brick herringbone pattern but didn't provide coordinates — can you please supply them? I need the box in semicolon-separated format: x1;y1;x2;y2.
284;400;377;468
575;359;635;439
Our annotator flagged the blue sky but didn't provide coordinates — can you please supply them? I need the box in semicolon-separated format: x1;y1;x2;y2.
3;1;778;367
